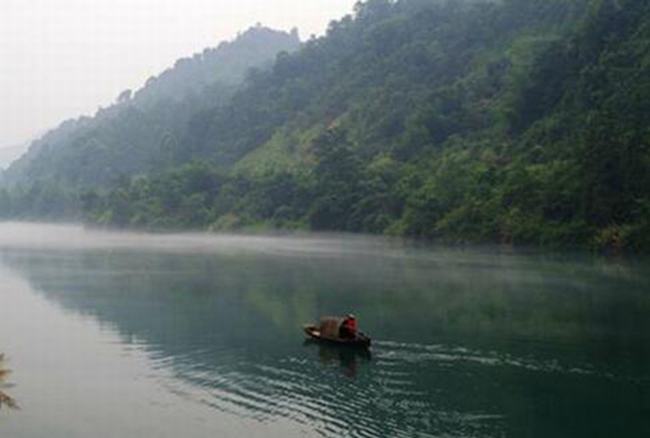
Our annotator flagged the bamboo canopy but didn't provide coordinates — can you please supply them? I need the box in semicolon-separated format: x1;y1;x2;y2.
319;316;346;340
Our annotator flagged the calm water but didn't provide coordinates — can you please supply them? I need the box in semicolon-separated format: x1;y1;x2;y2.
0;223;649;437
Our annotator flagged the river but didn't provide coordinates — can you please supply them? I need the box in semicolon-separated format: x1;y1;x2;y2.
0;223;648;437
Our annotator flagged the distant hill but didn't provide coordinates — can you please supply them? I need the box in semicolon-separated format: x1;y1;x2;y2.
2;0;649;252
134;26;301;107
0;143;28;170
2;26;300;188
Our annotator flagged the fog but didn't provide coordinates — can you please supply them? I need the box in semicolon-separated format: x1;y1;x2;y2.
0;0;356;148
3;223;629;279
0;222;411;259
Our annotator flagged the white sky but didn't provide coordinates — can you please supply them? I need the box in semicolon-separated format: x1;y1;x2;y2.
0;0;356;147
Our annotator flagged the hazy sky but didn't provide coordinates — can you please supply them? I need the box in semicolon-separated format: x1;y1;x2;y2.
0;0;356;148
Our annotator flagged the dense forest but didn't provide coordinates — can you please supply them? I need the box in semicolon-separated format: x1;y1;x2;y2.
1;0;649;252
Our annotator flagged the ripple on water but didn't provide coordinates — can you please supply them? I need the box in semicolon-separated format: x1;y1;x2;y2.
116;331;644;438
168;348;504;437
373;340;624;380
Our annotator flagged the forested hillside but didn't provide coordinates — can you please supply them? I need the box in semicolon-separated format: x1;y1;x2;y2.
0;144;28;170
1;0;649;252
1;26;299;189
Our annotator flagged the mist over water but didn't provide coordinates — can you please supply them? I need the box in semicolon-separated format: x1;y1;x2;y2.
0;222;649;437
0;222;408;256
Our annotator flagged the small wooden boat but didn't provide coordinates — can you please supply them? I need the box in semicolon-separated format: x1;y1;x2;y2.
303;325;371;347
303;316;371;348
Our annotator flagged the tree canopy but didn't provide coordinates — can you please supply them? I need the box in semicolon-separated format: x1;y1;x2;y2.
1;0;649;252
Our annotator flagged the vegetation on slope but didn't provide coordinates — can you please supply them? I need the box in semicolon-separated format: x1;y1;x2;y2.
1;0;649;252
1;26;300;190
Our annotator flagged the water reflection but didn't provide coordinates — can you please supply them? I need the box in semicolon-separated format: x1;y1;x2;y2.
303;340;372;378
0;226;649;437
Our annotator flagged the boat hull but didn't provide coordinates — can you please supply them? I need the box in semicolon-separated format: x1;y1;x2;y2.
303;325;371;348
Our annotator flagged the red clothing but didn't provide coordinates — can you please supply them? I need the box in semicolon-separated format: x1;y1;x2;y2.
342;318;357;335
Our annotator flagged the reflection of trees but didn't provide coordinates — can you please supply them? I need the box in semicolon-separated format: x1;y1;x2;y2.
5;245;650;386
3;246;650;351
304;340;372;378
0;354;18;410
1;243;650;437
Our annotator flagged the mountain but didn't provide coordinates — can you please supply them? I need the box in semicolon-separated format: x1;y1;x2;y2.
134;26;301;108
1;0;649;252
0;143;28;170
2;26;300;189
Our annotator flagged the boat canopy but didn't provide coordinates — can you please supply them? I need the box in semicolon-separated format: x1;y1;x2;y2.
319;316;346;340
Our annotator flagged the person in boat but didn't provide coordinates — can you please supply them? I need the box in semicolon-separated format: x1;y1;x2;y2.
339;314;357;339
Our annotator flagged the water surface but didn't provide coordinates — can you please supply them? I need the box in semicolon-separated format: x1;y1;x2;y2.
0;223;649;437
